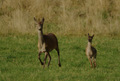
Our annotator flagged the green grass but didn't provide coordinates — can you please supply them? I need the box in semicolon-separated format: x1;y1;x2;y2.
0;35;120;81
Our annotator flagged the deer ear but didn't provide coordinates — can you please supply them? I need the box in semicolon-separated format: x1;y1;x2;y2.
42;18;45;23
92;34;94;37
34;17;37;22
88;33;89;36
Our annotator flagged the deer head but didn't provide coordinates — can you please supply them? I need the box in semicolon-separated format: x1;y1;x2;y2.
88;33;94;43
34;17;45;31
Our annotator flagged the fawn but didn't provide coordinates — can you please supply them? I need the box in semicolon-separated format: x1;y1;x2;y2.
86;33;97;68
34;17;61;68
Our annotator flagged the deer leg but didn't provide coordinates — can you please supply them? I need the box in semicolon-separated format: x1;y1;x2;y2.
93;59;96;68
47;53;51;67
92;56;96;68
88;58;93;68
43;52;48;68
38;52;43;65
56;48;61;67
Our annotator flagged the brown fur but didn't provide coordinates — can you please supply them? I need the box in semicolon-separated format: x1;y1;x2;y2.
43;33;58;52
86;33;97;68
34;17;61;68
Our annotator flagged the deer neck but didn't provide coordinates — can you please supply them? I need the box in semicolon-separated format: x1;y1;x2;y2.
87;41;92;49
38;30;44;46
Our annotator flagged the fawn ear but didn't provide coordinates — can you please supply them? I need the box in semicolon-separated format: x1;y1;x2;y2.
88;33;90;36
92;34;94;38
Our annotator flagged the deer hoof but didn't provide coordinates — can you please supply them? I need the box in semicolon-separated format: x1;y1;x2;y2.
94;65;96;68
41;62;44;65
59;63;61;67
91;65;93;68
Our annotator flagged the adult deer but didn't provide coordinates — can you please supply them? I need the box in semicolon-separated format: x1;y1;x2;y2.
86;33;97;68
34;17;61;68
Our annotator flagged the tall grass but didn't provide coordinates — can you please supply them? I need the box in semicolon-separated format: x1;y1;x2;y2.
0;0;120;36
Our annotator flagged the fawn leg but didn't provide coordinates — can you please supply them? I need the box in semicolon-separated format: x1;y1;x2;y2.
47;53;51;67
93;59;96;68
38;52;43;65
56;48;61;67
43;52;48;68
89;58;93;68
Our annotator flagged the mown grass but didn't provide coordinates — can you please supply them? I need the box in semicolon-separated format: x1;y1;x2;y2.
0;35;120;81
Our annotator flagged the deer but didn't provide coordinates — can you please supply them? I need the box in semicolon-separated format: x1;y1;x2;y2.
34;17;61;68
86;33;97;68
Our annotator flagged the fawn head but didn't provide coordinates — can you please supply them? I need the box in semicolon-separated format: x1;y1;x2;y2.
34;17;45;31
88;33;94;42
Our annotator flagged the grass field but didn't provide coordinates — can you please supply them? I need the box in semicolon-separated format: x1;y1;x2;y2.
0;0;120;81
0;35;120;81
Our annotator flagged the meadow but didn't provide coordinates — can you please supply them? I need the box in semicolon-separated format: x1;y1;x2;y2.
0;0;120;81
0;35;120;81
